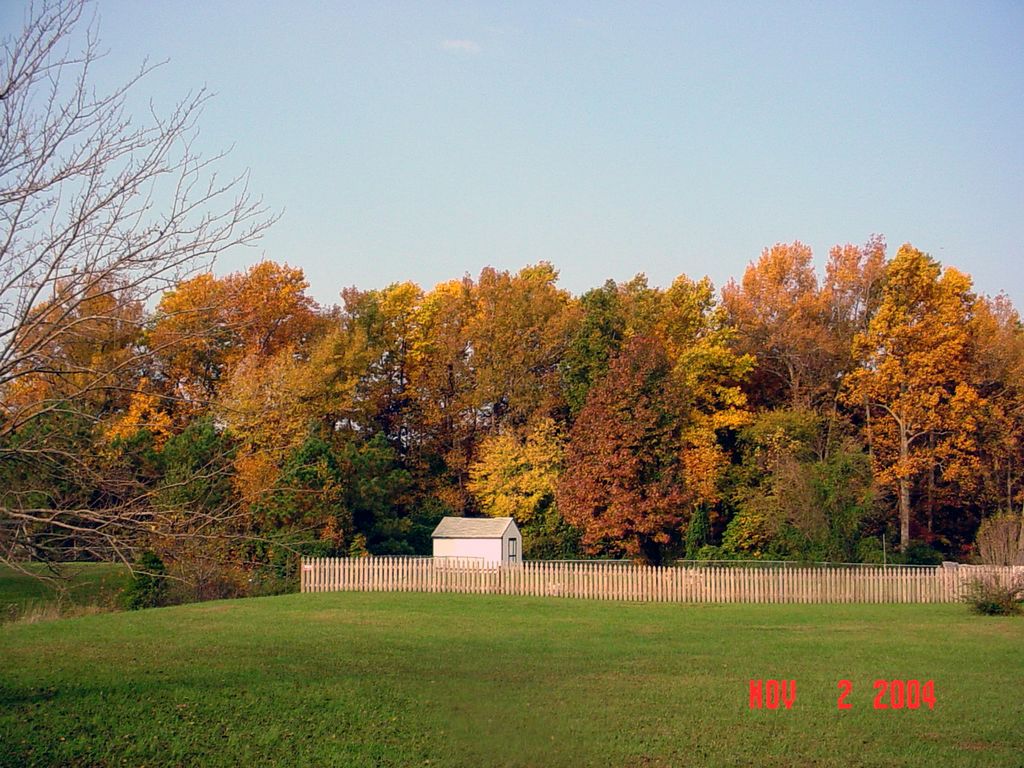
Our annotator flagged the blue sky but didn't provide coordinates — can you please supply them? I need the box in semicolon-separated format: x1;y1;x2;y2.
4;1;1022;307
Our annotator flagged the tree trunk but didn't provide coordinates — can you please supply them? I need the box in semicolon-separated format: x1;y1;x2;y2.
926;431;935;534
898;423;911;552
899;476;911;553
865;398;874;461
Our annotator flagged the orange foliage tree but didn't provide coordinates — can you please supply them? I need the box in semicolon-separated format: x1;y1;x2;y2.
149;262;320;417
722;242;830;408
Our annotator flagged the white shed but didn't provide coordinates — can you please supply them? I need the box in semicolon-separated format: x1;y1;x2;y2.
431;516;522;565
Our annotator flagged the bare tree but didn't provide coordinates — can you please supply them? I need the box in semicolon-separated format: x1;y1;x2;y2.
976;513;1024;566
0;0;274;572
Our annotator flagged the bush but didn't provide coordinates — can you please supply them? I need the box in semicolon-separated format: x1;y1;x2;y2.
522;507;582;560
975;513;1024;565
856;537;943;565
248;545;301;596
901;540;945;566
695;545;727;561
962;575;1024;616
856;537;885;564
247;569;298;597
168;558;246;603
123;551;168;610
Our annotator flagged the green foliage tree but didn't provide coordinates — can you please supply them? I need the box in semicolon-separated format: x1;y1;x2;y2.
340;434;415;554
123;551;169;610
252;433;413;555
721;410;874;561
253;435;347;534
521;507;581;560
685;505;711;559
158;418;236;512
560;281;626;415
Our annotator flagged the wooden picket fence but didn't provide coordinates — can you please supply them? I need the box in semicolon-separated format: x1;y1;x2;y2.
300;557;1023;604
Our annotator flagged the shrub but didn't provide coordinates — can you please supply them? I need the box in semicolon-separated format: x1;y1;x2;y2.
123;551;168;610
856;537;942;565
901;540;945;566
962;575;1024;616
856;537;885;564
247;569;298;597
166;554;246;603
975;513;1024;566
248;545;302;596
695;545;727;561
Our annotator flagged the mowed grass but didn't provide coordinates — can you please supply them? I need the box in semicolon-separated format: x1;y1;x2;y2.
1;593;1022;767
0;563;128;621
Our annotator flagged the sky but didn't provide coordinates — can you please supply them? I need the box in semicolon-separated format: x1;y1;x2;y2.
3;1;1023;308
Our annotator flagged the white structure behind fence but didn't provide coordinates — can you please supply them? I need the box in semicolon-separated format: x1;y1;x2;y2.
300;557;1023;604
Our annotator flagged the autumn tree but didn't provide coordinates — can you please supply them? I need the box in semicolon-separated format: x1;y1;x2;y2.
844;245;980;551
403;278;478;512
722;242;832;409
3;280;145;429
820;236;887;379
616;275;665;337
557;336;693;564
396;265;578;514
466;263;578;431
338;281;423;445
659;275;753;426
143;274;229;411
468;417;564;525
970;295;1024;518
216;331;343;506
148;263;319;418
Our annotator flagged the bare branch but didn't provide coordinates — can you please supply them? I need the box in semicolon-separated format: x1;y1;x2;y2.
0;0;276;569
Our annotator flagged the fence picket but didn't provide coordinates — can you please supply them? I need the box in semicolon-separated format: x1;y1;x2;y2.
299;558;1016;606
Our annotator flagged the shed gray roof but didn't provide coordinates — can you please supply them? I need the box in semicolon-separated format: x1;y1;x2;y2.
431;516;516;539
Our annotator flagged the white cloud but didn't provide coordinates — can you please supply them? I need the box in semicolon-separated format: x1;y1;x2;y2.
440;39;481;55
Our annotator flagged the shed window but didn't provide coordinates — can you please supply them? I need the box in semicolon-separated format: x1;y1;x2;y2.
508;538;517;561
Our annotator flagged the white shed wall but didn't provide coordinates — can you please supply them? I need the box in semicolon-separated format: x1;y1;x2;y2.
433;537;504;564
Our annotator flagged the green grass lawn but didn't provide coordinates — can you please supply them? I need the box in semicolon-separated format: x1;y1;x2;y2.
0;563;128;621
1;593;1022;767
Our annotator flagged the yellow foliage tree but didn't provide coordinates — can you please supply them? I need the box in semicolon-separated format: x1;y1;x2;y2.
466;263;580;430
104;381;174;448
970;295;1024;517
468;418;564;524
217;333;345;506
3;280;145;428
658;275;753;513
844;244;982;551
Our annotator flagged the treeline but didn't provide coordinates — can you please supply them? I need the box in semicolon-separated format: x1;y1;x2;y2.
4;238;1023;588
